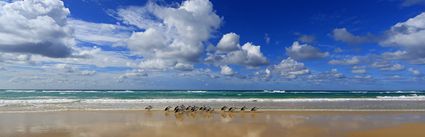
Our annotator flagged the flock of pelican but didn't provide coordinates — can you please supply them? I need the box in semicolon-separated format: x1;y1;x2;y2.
144;105;259;112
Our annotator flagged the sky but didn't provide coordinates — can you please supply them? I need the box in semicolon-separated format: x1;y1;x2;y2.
0;0;425;90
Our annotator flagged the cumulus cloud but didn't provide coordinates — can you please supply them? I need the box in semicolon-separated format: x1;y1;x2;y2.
0;0;74;58
220;65;235;76
269;58;310;79
217;33;240;52
118;0;221;70
334;12;425;64
380;12;425;63
205;32;268;67
329;56;360;65
381;12;425;48
285;41;329;60
332;28;377;44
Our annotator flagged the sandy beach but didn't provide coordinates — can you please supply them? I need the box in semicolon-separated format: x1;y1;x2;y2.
1;110;424;137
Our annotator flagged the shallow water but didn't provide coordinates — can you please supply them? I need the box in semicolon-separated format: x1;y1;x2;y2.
1;90;425;112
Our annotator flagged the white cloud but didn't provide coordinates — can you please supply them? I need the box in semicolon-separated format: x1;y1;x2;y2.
332;12;425;65
351;66;367;74
0;53;34;65
307;69;345;82
174;63;194;71
118;69;148;80
285;41;329;60
381;50;408;60
54;63;77;73
381;12;425;48
68;19;132;47
118;0;221;70
31;46;139;68
329;56;360;65
332;28;377;44
41;63;97;76
408;68;422;76
380;12;425;63
371;62;405;71
269;57;310;79
80;70;96;76
127;28;168;57
353;75;373;80
205;33;268;67
217;32;240;52
220;65;235;76
0;0;74;58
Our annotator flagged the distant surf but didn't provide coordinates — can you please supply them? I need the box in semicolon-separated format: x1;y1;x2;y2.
1;90;425;112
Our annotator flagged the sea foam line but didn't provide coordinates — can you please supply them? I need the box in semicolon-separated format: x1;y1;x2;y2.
1;97;425;105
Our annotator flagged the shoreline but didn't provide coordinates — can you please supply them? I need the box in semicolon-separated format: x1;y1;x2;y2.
1;108;425;114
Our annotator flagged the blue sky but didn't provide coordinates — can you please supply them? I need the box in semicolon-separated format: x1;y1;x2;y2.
0;0;425;90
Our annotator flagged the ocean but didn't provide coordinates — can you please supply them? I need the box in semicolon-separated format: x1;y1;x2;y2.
1;90;425;112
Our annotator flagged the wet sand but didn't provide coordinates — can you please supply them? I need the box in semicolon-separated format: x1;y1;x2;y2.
0;110;425;137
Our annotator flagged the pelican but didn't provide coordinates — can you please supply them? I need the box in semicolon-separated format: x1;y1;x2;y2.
145;105;153;111
241;106;247;111
221;106;228;111
251;107;258;111
164;106;172;111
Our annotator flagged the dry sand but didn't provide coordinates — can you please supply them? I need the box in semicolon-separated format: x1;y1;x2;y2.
0;110;424;137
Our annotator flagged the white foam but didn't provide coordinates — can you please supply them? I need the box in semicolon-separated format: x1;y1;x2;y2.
186;90;208;93
41;90;99;93
4;90;37;93
24;98;425;104
0;99;79;104
106;90;135;93
1;97;425;106
377;94;425;99
263;90;286;93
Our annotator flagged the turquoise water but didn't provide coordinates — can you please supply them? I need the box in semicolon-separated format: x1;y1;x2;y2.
1;90;425;111
1;90;424;100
